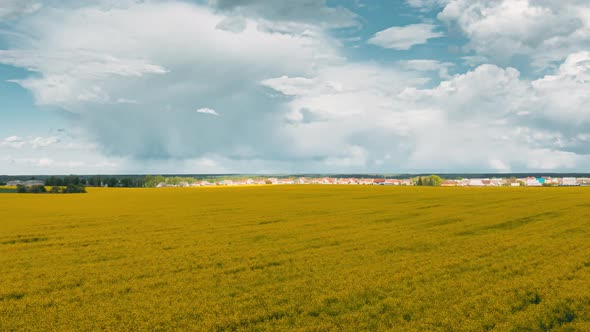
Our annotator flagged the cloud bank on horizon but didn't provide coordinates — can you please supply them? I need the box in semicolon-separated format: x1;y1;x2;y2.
1;0;589;174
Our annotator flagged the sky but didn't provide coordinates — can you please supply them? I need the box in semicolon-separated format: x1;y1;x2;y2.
1;0;590;175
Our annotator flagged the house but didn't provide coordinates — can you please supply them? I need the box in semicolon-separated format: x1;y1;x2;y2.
561;177;578;186
491;178;505;186
525;177;542;186
278;178;294;185
384;179;401;186
481;179;494;187
219;179;233;186
373;179;386;185
178;181;190;187
297;177;308;184
267;178;278;184
319;177;336;184
441;180;458;187
360;178;374;185
156;182;168;188
6;179;44;186
337;178;352;185
511;183;521;187
400;179;413;186
468;179;485;186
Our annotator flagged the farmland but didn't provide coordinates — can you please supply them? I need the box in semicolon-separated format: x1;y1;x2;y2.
1;186;590;331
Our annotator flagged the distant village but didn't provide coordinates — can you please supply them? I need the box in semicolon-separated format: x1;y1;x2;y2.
154;176;589;188
4;176;589;189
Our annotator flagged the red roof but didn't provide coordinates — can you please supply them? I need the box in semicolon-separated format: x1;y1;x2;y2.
373;179;386;183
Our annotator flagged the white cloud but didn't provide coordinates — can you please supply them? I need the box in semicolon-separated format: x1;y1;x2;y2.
30;136;61;148
0;1;341;161
1;136;25;148
0;50;168;107
209;0;359;29
263;55;590;172
530;51;590;125
398;59;454;78
0;133;123;174
438;0;590;69
196;107;220;116
0;0;41;21
1;136;60;149
368;24;444;50
2;1;590;173
215;16;247;33
461;55;488;67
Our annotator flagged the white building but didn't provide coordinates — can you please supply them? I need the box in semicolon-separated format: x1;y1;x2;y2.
468;179;485;186
561;177;578;186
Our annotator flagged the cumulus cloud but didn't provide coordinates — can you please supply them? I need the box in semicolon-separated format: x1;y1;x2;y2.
438;0;590;69
0;1;341;161
368;24;444;50
530;51;590;130
2;0;590;173
263;55;590;172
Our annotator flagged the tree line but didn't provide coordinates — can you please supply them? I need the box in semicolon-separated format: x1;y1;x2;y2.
16;184;86;194
45;176;145;188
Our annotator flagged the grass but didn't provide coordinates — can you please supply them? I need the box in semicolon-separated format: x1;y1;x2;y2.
1;185;590;331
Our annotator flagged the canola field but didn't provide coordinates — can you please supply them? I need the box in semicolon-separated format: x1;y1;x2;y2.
1;185;590;331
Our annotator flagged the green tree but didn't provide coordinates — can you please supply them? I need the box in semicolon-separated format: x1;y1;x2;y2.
46;176;57;186
428;175;443;187
30;185;47;193
63;184;86;193
107;177;118;187
120;178;133;187
144;175;165;187
65;175;80;186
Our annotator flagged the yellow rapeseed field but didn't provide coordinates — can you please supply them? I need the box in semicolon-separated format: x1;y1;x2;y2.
1;185;589;331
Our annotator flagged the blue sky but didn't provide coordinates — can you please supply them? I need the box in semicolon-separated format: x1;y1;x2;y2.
1;0;590;175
